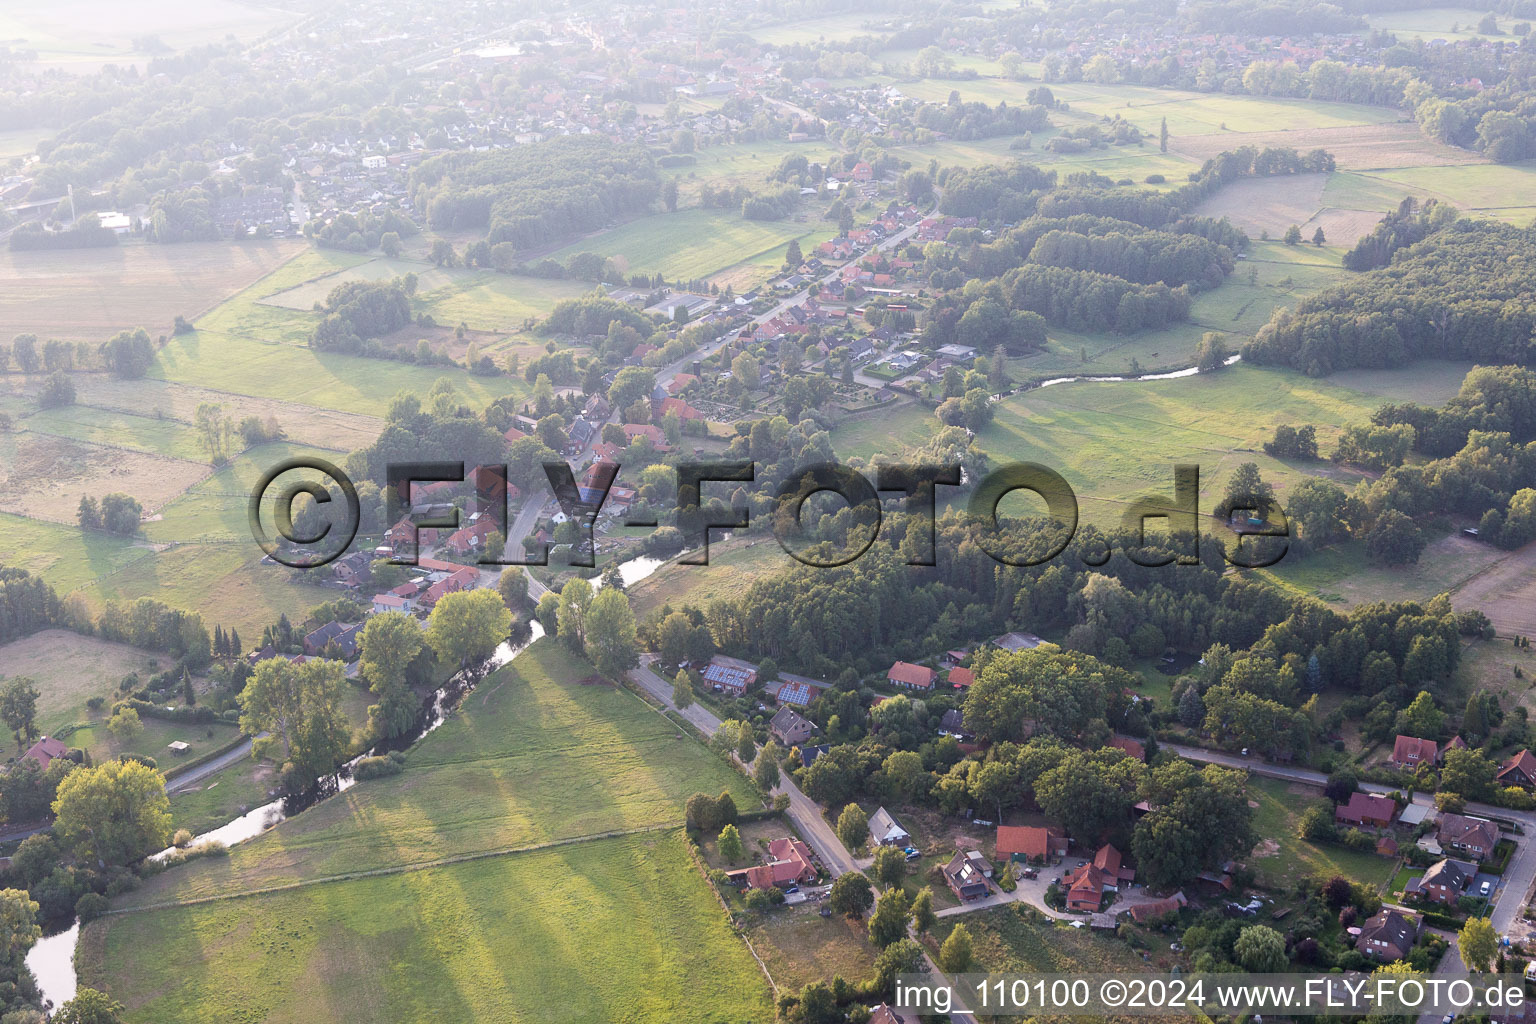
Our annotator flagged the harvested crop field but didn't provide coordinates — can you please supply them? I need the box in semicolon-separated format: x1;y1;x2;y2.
0;240;304;341
1450;539;1536;639
62;376;384;453
1191;173;1384;244
1170;121;1485;169
0;433;208;520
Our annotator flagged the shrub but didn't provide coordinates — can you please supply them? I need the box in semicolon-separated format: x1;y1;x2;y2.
353;755;406;781
74;893;109;923
172;829;193;848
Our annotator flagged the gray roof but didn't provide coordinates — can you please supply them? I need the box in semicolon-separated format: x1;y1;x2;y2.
869;806;908;842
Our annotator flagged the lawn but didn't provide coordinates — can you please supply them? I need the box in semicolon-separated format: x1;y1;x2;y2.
545;209;830;284
113;640;759;908
830;399;942;463
1245;776;1397;891
80;830;773;1024
166;756;281;836
936;904;1160;974
745;904;883;993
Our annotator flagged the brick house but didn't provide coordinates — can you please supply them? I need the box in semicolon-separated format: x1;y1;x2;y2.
1406;858;1474;905
1356;909;1420;961
1437;813;1499;861
1334;792;1398;829
1498;750;1536;789
996;825;1067;864
1390;735;1439;770
887;661;936;690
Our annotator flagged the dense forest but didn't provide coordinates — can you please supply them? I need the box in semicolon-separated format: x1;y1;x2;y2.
1245;218;1536;375
411;136;660;249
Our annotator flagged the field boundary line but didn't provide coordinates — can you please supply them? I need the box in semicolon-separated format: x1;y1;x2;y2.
106;822;682;916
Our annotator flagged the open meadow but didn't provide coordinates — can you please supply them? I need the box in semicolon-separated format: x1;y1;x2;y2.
1246;776;1397;891
0;241;304;343
110;640;758;908
80;830;773;1024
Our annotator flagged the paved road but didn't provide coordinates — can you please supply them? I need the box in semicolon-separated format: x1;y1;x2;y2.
1168;741;1536;1019
164;736;260;794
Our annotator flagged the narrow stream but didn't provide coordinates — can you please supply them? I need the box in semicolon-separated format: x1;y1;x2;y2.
1030;352;1242;390
17;547;681;1010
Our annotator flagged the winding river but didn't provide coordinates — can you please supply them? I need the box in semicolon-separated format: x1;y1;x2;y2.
26;552;668;1010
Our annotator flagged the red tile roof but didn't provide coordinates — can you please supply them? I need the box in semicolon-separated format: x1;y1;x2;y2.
1392;735;1438;766
887;661;935;688
996;825;1064;861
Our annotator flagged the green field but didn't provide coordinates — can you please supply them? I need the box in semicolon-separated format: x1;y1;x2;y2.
20;405;211;462
1363;161;1536;212
1364;6;1518;40
0;629;166;737
0;512;152;595
830;399;944;462
936;904;1161;974
114;640;758;908
81;831;772;1024
546;208;832;283
972;362;1426;524
1258;529;1507;608
750;12;889;45
1246;776;1397;890
630;538;794;618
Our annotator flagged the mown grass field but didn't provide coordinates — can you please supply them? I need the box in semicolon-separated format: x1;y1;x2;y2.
113;640;758;908
1258;531;1507;608
971;362;1423;525
19;405;211;462
1246;776;1397;891
1362;160;1536;213
81;830;773;1024
546;208;829;283
630;538;792;618
1364;5;1516;40
0;629;164;738
0;511;151;595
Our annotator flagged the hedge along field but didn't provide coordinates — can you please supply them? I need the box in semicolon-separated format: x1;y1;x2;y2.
971;362;1459;528
113;640;758;909
544;208;831;283
80;830;773;1024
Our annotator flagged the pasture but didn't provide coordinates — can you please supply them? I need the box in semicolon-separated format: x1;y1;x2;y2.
20;405;211;462
545;209;828;284
0;629;163;738
1361;160;1536;218
0;431;209;521
0;512;150;596
0;240;304;343
112;640;758;908
1259;531;1508;609
80;830;773;1024
972;361;1458;527
630;538;792;618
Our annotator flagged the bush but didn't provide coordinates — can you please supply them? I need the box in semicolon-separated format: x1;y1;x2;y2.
74;892;109;923
353;754;406;781
172;829;193;848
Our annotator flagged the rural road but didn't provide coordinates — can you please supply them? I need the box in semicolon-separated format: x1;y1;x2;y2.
627;656;980;1021
1168;740;1536;1017
164;735;261;794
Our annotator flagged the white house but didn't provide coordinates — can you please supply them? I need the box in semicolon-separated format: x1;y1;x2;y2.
868;806;910;847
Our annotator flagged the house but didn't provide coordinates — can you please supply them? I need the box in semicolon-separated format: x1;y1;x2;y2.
1498;749;1536;789
868;1006;915;1024
1406;858;1475;904
887;661;936;690
1391;735;1439;770
798;743;830;768
23;736;68;769
1437;813;1499;861
938;708;973;742
868;807;910;847
765;672;827;708
1377;836;1400;857
332;550;372;589
1335;792;1398;829
947;666;975;688
1109;737;1146;761
701;655;758;695
851;161;873;181
1356;909;1420;961
1128;891;1187;924
993;631;1044;652
731;837;817;890
371;592;410;615
941;850;992;901
996;825;1067;864
443;517;499;557
940;649;969;668
1062;844;1135;912
769;706;817;747
302;620;363;659
419;566;479;610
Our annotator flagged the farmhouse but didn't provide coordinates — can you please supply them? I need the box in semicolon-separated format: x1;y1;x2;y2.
1355;909;1420;962
769;706;816;747
942;850;993;901
1390;735;1439;770
1061;844;1135;912
23;736;68;769
1335;792;1398;828
946;666;975;688
887;661;935;690
730;837;817;890
1498;750;1536;789
1437;813;1499;860
868;807;910;847
996;825;1067;864
702;654;758;695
